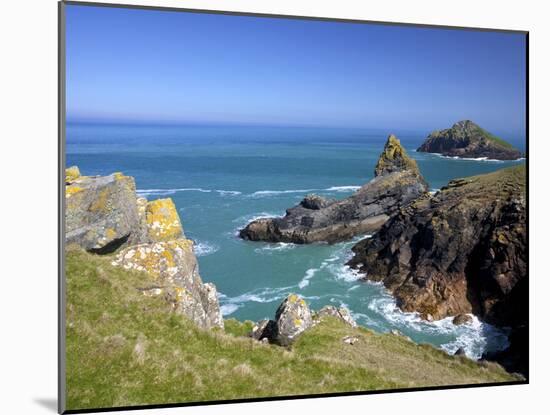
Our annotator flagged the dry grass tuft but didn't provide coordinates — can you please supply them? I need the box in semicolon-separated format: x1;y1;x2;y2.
232;363;254;377
133;334;147;365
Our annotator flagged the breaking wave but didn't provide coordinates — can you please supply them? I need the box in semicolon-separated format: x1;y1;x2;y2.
249;189;318;197
254;242;297;254
432;153;524;163
136;188;242;197
218;285;299;316
138;184;363;199
192;241;219;257
248;185;361;198
366;291;509;359
325;185;361;192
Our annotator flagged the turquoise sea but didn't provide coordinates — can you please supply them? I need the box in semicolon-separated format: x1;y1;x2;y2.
67;122;526;359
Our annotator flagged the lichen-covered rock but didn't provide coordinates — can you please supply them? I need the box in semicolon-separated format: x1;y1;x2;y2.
374;134;422;177
316;305;357;327
66;168;224;331
300;194;335;210
417;120;523;160
273;294;313;346
112;239;223;329
65;170;147;253
65;166;80;184
133;196;150;243
145;198;184;242
240;135;428;244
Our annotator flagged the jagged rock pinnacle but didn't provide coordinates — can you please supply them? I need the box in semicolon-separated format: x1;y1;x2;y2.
374;134;421;177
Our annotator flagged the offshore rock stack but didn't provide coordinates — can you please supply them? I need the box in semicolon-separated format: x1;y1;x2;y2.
239;134;428;244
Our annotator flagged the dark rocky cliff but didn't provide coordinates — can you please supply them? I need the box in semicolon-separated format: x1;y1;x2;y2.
348;165;527;374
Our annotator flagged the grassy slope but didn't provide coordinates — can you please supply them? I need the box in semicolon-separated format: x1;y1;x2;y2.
66;247;517;411
476;126;516;149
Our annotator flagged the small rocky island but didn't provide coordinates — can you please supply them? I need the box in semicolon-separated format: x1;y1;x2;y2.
240;134;428;243
347;165;527;374
416;120;523;160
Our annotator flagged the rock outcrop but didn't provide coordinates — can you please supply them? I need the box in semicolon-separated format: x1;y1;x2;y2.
111;239;223;329
66;169;148;253
347;165;527;372
240;135;428;244
272;294;313;346
65;167;224;330
452;314;473;326
250;295;357;346
315;305;357;327
417;120;523;160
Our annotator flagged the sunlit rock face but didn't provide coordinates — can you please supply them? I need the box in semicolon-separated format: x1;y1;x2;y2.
65;167;224;330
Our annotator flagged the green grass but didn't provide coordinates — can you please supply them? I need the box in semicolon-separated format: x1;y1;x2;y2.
65;247;518;411
476;126;516;149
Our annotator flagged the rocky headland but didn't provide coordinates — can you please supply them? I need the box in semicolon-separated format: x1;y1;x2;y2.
65;166;224;329
239;134;428;244
347;165;527;374
64;165;522;409
417;120;523;160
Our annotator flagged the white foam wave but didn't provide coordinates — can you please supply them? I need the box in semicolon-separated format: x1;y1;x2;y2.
247;185;362;198
328;263;363;282
220;303;240;316
366;291;509;359
193;241;219;257
429;188;440;195
215;190;242;196
249;189;318;197
219;285;297;313
433;154;524;163
324;185;361;192
254;242;297;254
136;188;241;197
299;268;319;289
138;184;366;199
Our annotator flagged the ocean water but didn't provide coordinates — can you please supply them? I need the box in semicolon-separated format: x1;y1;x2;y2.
67;122;526;359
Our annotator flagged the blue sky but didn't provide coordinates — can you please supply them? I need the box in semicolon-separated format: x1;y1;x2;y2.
66;4;526;134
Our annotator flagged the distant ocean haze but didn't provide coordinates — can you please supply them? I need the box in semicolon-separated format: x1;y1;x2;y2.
66;122;526;359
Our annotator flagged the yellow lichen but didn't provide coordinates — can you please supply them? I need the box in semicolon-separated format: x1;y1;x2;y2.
89;188;111;213
112;239;194;283
161;249;176;268
105;228;117;239
145;198;183;241
288;294;298;303
66;186;83;197
65;166;80;183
